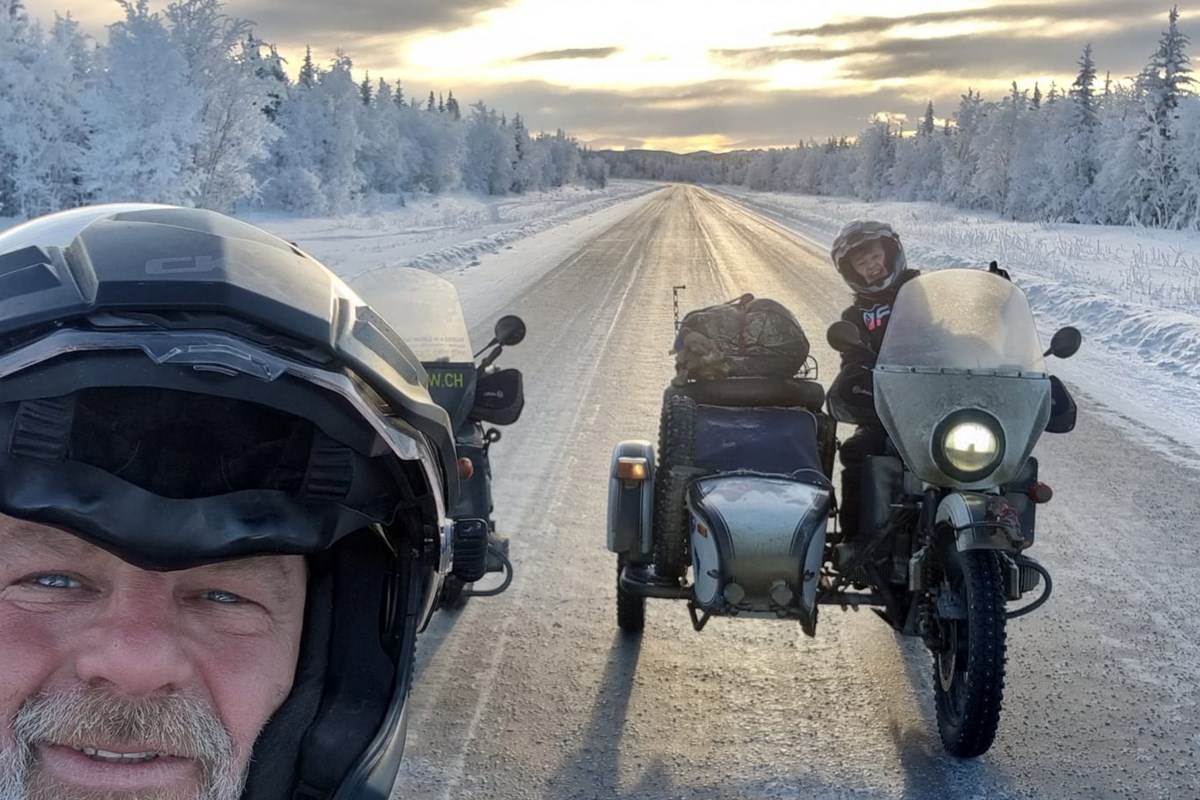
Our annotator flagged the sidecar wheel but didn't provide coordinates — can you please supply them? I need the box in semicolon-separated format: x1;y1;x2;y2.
616;557;645;633
933;549;1007;758
653;392;696;580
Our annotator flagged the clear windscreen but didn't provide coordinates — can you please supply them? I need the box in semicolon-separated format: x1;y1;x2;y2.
347;268;473;364
877;269;1046;372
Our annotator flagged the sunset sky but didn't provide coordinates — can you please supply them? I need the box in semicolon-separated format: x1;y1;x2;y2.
21;0;1179;152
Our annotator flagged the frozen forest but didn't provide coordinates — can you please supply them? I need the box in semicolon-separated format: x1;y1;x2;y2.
606;7;1200;231
0;0;608;219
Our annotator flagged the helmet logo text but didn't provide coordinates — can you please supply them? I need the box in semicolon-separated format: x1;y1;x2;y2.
145;256;223;275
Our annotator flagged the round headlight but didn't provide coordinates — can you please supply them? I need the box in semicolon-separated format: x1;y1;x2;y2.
933;411;1005;481
943;422;1000;472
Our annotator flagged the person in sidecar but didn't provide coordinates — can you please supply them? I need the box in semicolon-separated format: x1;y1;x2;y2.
826;220;921;557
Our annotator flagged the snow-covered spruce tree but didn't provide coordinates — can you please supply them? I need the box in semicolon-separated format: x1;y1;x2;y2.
262;55;331;213
941;88;985;207
81;0;202;205
1031;44;1101;222
851;118;895;202
537;129;582;188
818;137;856;196
463;101;515;195
971;83;1024;216
165;0;280;211
395;93;464;193
744;149;781;191
0;4;91;217
356;78;412;195
311;53;364;211
889;103;942;202
1120;6;1194;227
1006;84;1048;220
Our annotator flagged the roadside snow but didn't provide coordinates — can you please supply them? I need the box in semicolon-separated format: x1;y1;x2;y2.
711;187;1200;468
238;181;658;282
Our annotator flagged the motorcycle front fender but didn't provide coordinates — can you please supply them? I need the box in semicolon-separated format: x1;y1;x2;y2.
935;492;1022;552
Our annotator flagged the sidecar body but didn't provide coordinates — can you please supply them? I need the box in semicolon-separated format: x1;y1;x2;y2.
608;377;836;635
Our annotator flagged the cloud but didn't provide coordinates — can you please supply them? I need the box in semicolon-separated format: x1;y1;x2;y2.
514;47;620;62
773;0;1156;39
230;0;515;39
442;79;909;149
715;13;1169;82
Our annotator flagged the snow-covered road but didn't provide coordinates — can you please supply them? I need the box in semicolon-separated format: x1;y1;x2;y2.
385;185;1200;799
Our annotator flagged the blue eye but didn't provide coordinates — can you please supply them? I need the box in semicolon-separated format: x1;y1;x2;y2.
32;574;81;589
205;590;245;604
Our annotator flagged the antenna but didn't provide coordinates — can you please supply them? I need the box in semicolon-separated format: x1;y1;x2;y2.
672;285;687;331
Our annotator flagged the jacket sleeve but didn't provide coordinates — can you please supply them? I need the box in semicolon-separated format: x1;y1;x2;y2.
827;308;880;423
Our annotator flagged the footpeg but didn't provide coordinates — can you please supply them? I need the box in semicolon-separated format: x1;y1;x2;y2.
452;518;489;582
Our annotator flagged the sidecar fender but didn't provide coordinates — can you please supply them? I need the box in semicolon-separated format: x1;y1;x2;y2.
607;440;655;556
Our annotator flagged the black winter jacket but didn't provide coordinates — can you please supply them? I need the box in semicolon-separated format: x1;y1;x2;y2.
828;269;921;423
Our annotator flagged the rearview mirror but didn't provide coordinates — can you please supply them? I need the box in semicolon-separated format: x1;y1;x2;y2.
1044;326;1082;359
826;320;866;354
495;315;526;347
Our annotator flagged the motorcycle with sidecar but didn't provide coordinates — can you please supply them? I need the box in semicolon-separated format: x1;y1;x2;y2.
607;269;1080;757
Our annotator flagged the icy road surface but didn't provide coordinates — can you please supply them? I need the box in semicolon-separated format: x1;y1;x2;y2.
393;186;1200;800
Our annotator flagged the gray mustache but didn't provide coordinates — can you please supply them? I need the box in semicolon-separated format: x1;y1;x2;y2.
13;686;234;763
12;686;232;762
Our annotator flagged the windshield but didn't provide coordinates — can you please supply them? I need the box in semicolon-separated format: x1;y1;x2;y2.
347;268;473;364
877;269;1046;372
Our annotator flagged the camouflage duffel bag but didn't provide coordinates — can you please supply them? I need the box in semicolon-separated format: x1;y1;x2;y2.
670;293;810;385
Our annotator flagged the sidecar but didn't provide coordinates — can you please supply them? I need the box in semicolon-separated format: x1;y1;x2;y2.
608;376;838;635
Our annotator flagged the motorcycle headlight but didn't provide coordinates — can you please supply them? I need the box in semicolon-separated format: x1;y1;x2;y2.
933;410;1005;482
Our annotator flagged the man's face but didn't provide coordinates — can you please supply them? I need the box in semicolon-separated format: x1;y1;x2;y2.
847;239;889;285
0;516;307;800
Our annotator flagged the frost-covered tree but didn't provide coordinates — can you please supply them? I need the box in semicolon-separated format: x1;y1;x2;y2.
942;88;985;205
1061;43;1102;220
298;45;316;88
165;0;279;210
0;4;91;216
851;118;895;201
920;101;936;136
359;71;371;106
972;84;1023;214
1134;6;1194;226
81;0;202;204
462;101;515;194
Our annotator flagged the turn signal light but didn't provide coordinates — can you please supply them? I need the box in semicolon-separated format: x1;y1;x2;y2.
458;457;475;480
615;457;648;481
1027;482;1053;504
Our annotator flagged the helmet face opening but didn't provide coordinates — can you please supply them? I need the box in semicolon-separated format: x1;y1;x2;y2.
67;387;315;498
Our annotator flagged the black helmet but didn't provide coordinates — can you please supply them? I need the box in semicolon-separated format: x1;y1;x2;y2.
829;219;908;298
0;204;459;799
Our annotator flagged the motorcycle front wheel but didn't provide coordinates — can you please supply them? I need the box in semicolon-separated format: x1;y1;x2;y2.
933;548;1007;758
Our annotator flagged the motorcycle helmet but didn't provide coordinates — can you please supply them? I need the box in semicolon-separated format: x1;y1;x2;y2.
829;219;908;299
0;204;459;799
